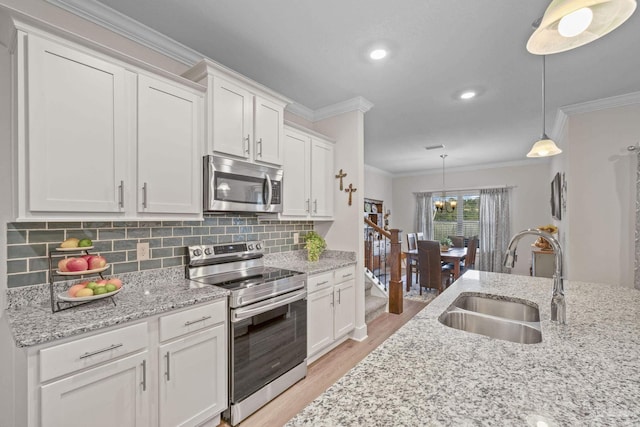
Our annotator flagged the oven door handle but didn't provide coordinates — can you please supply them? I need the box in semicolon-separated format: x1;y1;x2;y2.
231;289;306;323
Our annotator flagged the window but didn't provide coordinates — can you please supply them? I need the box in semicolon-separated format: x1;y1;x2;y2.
433;191;479;243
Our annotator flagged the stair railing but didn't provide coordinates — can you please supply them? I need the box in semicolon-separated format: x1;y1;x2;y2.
364;218;403;314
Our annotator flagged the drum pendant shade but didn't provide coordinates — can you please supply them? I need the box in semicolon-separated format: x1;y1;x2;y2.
527;0;637;55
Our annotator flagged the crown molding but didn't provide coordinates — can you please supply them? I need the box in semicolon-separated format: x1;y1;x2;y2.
393;157;551;178
313;96;374;121
552;91;640;145
45;0;203;66
285;103;315;122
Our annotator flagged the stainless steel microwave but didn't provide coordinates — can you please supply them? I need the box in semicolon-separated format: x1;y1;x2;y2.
204;155;283;213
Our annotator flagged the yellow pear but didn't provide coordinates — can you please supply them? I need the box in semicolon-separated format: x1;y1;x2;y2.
60;237;80;248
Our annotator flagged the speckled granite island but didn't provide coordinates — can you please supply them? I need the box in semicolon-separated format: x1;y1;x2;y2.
4;267;228;347
265;249;357;274
287;270;640;426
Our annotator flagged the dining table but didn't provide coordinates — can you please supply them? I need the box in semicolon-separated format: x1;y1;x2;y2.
403;247;467;291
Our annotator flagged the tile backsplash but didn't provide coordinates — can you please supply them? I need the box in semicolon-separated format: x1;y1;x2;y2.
6;214;313;288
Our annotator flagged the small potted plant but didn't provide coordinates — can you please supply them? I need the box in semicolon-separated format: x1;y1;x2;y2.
305;231;327;262
439;237;453;252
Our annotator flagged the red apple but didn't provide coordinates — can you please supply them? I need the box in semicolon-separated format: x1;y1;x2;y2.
88;255;107;270
96;279;108;285
66;257;88;272
58;258;71;272
81;254;93;263
106;278;123;289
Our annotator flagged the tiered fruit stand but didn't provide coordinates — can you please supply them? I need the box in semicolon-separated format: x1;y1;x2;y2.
47;246;116;313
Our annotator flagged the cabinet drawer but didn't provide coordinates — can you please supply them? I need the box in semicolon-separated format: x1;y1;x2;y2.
307;271;334;293
159;299;226;342
40;322;148;382
334;266;356;284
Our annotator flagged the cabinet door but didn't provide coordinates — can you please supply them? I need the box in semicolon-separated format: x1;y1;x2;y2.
334;280;356;338
254;96;283;166
310;139;334;217
40;351;149;427
137;75;202;214
26;35;128;213
282;129;310;216
158;324;227;427
307;286;334;356
212;77;253;159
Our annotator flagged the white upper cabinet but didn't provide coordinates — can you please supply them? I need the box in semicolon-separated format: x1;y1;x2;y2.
25;34;129;214
183;60;289;167
13;29;205;220
282;125;334;220
212;77;253;159
254;96;284;165
137;74;202;215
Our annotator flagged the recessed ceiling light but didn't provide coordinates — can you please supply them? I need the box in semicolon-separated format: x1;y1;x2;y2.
369;48;388;60
459;90;476;100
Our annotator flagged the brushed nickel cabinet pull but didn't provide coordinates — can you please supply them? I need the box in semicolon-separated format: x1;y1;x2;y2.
314;199;318;214
142;182;148;208
141;360;147;391
184;315;212;326
118;181;124;208
306;199;310;212
257;138;263;157
165;352;171;381
317;280;329;286
79;343;123;359
245;134;250;154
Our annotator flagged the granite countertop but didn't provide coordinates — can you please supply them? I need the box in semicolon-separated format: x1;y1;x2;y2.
4;267;228;348
287;270;640;426
265;249;357;274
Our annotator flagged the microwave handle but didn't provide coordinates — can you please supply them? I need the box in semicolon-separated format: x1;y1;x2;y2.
264;174;273;208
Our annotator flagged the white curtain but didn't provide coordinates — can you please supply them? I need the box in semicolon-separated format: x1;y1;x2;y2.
478;187;511;273
415;192;434;240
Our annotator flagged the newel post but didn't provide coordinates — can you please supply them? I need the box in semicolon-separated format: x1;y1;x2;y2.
388;229;403;314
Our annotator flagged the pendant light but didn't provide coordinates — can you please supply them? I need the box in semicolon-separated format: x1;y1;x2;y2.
527;0;637;55
434;154;457;213
527;55;562;158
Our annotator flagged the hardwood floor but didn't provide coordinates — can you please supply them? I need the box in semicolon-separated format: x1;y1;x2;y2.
219;298;428;427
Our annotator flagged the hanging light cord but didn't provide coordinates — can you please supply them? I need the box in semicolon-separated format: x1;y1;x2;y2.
541;55;547;138
441;154;447;197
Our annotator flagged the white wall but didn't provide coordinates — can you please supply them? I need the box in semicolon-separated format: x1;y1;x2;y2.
0;40;14;427
565;104;640;287
392;161;551;275
364;164;393;223
313;110;367;340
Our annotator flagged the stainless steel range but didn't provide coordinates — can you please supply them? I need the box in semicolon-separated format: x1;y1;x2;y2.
187;241;307;426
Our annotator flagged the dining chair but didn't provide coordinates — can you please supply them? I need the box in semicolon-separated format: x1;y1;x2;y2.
464;237;478;270
417;240;452;295
448;235;465;248
406;233;419;284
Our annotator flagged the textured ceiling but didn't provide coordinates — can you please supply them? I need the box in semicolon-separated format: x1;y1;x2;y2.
97;0;640;173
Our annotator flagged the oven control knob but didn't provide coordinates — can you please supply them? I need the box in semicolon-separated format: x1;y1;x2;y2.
193;249;202;257
256;243;262;250
204;248;212;256
247;244;254;251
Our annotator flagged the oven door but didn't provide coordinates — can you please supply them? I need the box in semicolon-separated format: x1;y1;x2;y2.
229;289;307;403
204;155;282;213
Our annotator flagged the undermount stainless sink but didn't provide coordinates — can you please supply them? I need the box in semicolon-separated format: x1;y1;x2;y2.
439;294;542;344
453;295;540;322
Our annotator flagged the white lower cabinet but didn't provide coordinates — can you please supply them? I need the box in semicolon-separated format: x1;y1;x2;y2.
41;351;150;427
17;300;227;427
158;318;227;427
307;266;356;362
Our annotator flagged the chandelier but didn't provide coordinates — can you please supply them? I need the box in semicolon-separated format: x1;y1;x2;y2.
434;154;457;213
